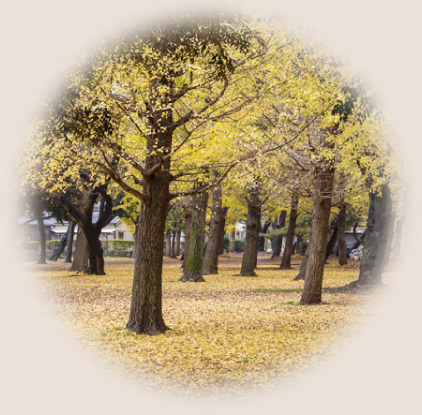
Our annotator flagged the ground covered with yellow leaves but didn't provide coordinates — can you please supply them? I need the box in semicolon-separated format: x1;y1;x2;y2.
30;254;383;398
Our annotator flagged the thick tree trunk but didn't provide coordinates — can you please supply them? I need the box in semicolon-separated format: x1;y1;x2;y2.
337;204;348;265
65;220;76;263
280;195;299;270
180;190;208;282
348;183;392;287
300;165;335;304
126;185;171;334
35;210;47;264
48;234;68;261
240;185;261;276
70;227;89;272
85;233;105;275
203;180;223;275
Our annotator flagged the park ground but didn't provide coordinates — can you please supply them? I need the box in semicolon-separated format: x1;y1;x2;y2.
29;253;387;399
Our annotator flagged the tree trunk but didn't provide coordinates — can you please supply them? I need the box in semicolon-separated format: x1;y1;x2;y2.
325;219;338;261
180;189;209;282
300;164;335;304
203;180;223;275
271;211;286;258
258;220;271;252
165;229;172;257
175;229;181;257
85;232;105;275
337;204;348;265
280;195;299;270
70;227;89;272
65;220;76;263
293;234;310;281
295;235;302;255
348;183;392;286
35;209;47;264
170;230;177;258
240;185;261;276
181;196;194;269
126;171;172;334
48;233;68;261
218;207;229;255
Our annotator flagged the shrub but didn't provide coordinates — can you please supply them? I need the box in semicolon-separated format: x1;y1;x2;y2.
233;240;245;253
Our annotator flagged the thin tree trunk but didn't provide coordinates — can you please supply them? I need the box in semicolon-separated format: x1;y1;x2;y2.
293;234;311;281
337;204;348;265
348;183;392;287
271;211;286;258
295;235;302;254
325;219;338;261
203;179;223;275
181;196;194;269
48;234;68;261
258;220;271;252
175;229;181;257
280;195;299;270
35;209;47;264
65;220;76;263
165;229;172;257
170;230;177;258
180;189;209;282
300;164;335;304
218;207;229;255
240;185;261;277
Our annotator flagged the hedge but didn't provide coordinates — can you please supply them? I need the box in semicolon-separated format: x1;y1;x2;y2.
103;239;134;251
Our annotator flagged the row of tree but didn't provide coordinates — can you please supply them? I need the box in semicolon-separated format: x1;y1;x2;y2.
18;13;401;335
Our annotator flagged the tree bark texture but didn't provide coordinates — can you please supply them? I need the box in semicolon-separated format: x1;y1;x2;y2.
126;119;174;334
36;209;47;264
337;204;348;265
70;227;89;272
203;179;223;275
300;164;335;304
180;190;209;282
240;185;261;276
350;183;392;286
280;194;299;270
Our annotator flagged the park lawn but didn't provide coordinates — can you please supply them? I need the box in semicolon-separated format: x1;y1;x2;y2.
32;258;382;398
